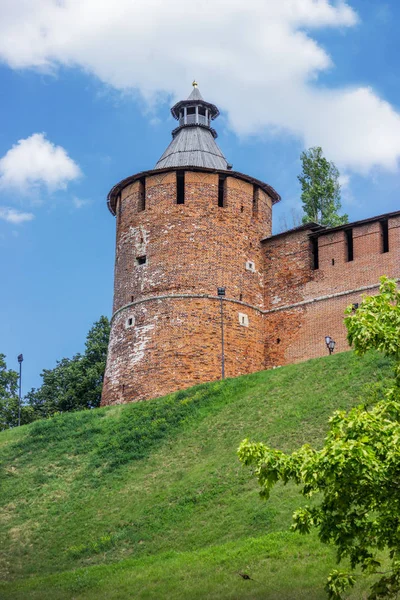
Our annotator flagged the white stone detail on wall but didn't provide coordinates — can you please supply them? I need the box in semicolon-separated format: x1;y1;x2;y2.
245;260;255;272
238;312;249;327
126;316;135;328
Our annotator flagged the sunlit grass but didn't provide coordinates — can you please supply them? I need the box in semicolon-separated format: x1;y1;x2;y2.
0;350;392;599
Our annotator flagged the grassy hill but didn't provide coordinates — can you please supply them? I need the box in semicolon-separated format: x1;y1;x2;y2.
0;351;392;599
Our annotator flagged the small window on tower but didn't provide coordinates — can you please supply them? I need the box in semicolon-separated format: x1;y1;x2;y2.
218;175;226;207
238;312;249;327
345;229;354;262
252;186;258;214
138;178;146;212
136;256;146;266
245;261;255;273
198;106;206;116
381;219;389;253
311;237;319;270
187;106;195;115
176;172;185;204
126;316;135;328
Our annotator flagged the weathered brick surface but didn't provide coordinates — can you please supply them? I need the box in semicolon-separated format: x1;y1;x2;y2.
103;298;264;404
102;170;272;405
102;164;400;406
263;216;400;367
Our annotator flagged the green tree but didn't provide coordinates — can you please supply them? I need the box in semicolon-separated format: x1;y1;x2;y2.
0;354;19;429
298;146;348;227
345;277;400;387
238;277;400;599
0;354;33;429
26;316;110;419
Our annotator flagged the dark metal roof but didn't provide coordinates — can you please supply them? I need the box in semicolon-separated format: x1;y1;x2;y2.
262;209;400;244
187;86;203;101
262;222;324;242
106;84;281;216
170;85;219;120
157;83;226;170
309;209;400;237
156;124;228;170
107;166;281;215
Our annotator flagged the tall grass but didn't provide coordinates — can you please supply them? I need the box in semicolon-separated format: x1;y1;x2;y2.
0;350;392;599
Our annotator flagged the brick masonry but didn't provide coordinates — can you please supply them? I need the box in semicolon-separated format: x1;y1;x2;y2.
102;170;272;404
263;216;400;366
101;167;400;405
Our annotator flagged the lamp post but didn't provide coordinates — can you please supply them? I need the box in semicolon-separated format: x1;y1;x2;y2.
17;354;23;426
325;336;336;355
217;287;226;379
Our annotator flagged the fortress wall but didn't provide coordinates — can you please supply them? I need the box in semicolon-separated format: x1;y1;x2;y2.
102;170;273;405
263;214;400;367
105;159;399;406
101;297;264;405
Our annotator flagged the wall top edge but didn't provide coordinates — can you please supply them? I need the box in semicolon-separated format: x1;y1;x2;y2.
106;166;281;215
263;210;400;244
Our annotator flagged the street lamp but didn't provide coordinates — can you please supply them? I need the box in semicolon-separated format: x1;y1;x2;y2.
217;287;226;379
17;354;23;426
325;336;336;355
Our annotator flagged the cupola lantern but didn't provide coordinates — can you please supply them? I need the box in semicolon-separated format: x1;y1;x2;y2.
156;83;228;170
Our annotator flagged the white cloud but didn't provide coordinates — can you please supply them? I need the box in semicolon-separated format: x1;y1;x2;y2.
72;196;91;209
0;207;34;224
0;1;399;174
0;133;81;192
339;174;350;190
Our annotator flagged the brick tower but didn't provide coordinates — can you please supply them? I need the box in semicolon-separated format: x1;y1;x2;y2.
101;83;281;405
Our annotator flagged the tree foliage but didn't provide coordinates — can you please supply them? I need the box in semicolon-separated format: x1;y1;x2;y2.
345;277;400;387
0;316;111;430
238;277;400;599
298;146;348;227
25;316;110;420
0;354;26;429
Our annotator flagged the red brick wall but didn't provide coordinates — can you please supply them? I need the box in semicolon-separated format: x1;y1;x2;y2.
102;170;273;405
102;298;264;404
103;163;400;406
263;215;400;367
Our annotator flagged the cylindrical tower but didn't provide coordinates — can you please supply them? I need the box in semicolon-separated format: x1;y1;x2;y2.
102;83;280;405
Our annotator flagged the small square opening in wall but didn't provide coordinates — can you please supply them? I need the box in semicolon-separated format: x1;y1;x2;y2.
126;316;135;328
238;312;249;327
245;261;255;273
136;256;146;266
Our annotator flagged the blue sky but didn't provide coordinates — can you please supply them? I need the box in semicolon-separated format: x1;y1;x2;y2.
0;0;399;392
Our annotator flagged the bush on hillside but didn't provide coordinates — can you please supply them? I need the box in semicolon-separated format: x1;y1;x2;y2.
239;277;400;600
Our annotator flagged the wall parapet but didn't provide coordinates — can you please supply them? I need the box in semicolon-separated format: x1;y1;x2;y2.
110;278;400;324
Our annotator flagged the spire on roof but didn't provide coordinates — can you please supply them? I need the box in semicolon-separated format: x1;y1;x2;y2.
187;80;203;101
155;83;229;170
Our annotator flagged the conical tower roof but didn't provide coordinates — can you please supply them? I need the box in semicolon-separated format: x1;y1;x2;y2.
155;82;229;170
187;85;204;101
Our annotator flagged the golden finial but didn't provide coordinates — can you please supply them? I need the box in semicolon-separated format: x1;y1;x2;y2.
192;80;198;88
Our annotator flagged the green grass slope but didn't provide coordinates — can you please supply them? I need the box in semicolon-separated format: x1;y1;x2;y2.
0;351;392;599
